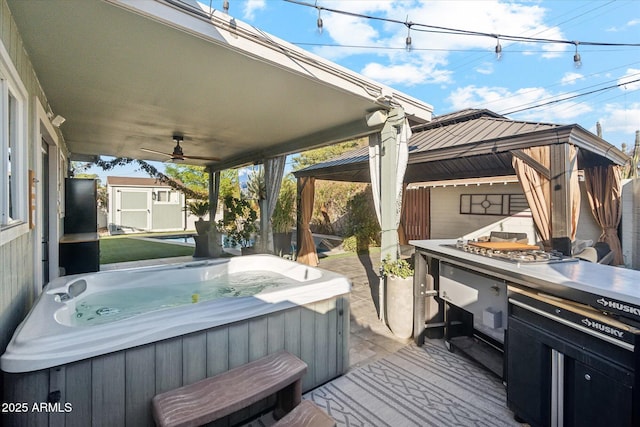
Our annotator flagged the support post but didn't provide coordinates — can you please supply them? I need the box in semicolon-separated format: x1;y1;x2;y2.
379;110;401;262
374;106;408;322
550;144;573;255
206;169;222;257
296;178;302;261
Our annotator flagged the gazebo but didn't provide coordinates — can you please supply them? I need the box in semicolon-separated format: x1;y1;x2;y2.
293;109;629;317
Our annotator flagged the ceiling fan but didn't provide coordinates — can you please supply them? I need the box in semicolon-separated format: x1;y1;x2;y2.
141;135;220;162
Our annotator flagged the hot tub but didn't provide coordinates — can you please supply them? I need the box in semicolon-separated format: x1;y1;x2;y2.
2;255;350;426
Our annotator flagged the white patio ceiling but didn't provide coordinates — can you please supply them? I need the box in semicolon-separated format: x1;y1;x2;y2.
7;0;432;171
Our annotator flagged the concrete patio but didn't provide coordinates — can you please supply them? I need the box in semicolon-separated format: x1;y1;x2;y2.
317;252;412;370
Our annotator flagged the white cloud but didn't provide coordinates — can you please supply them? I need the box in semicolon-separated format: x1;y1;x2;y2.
446;85;592;123
606;18;640;32
475;62;494;75
560;72;584;85
242;0;265;21
361;62;452;86
598;102;640;134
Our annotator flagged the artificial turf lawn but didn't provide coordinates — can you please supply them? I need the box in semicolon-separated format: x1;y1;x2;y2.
99;237;194;264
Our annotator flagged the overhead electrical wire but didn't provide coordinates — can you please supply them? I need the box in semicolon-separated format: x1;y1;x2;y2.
492;72;640;113
499;77;640;115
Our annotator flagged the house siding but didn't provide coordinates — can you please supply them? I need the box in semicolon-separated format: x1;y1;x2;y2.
0;233;34;356
430;183;536;240
1;0;64;404
428;181;601;244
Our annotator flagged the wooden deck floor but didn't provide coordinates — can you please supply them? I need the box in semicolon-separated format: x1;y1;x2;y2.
245;251;523;427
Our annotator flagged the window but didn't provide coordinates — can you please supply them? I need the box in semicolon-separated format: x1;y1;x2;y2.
1;43;29;241
155;190;179;204
7;92;16;222
460;193;528;216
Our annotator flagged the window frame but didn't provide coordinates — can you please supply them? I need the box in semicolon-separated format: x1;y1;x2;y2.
0;42;30;244
459;193;528;216
154;189;179;205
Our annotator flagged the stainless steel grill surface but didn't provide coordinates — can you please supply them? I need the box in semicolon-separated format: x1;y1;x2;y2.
445;243;578;264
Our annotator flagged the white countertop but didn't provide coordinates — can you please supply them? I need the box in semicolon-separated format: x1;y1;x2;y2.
410;239;640;308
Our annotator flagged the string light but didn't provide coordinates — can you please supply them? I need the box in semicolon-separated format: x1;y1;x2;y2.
223;0;229;14
495;35;502;61
284;0;640;67
573;41;582;68
316;3;323;34
405;18;413;51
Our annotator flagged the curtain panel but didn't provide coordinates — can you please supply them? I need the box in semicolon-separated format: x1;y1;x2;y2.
296;176;318;266
368;116;411;246
569;145;581;241
512;146;552;242
263;156;286;252
584;164;624;265
512;145;580;243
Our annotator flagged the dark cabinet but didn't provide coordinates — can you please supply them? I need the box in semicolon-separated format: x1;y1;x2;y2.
64;178;98;232
565;359;633;427
507;288;637;427
506;319;550;426
59;178;99;275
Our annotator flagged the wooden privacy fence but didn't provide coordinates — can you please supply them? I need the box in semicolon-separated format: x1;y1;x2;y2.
400;187;430;243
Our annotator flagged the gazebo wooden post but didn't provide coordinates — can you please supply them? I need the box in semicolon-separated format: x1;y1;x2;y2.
550;143;578;255
295;176;318;266
208;168;220;222
296;178;302;261
205;168;222;258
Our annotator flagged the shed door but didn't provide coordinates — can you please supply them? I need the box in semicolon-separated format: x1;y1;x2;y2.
115;189;151;231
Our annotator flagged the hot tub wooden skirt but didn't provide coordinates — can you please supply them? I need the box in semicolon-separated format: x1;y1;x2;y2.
2;296;349;427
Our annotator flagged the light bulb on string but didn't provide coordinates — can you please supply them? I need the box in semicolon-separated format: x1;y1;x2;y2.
222;0;229;13
494;36;502;61
316;7;323;34
405;18;413;51
573;41;582;68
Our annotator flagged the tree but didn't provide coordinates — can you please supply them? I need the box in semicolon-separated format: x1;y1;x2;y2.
219;169;240;199
621;136;639;179
72;171;108;209
291;138;370;236
162;164;240;200
245;167;265;201
164;164;208;194
292;138;366;171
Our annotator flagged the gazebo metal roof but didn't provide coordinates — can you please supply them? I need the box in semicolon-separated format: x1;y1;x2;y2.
294;109;629;183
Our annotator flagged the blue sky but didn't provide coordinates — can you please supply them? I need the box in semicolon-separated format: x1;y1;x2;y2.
86;0;640;181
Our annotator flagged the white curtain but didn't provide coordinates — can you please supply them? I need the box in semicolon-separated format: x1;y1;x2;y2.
368;117;411;234
395;118;411;231
369;132;382;225
369;108;411;322
263;156;286;252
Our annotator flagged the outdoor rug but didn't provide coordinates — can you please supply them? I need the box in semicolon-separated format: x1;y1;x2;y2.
304;340;522;427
